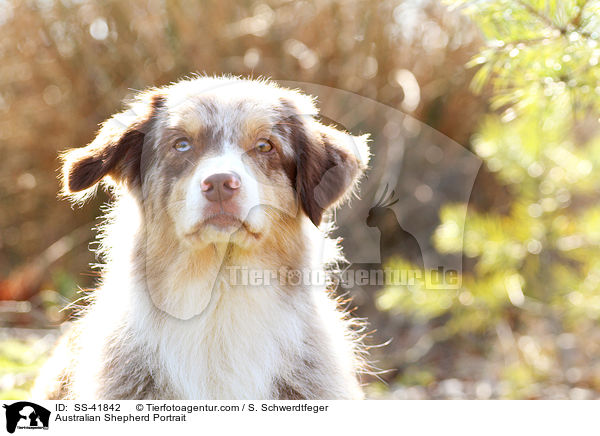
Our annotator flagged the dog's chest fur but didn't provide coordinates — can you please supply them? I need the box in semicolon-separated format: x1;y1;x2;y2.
148;282;307;399
71;264;322;400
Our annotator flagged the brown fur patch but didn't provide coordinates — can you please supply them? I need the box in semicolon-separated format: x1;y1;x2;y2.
61;93;165;195
277;99;365;226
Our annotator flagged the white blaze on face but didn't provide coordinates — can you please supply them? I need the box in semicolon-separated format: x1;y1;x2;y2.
182;144;263;236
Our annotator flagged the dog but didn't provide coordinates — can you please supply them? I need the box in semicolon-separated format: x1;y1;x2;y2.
32;76;371;399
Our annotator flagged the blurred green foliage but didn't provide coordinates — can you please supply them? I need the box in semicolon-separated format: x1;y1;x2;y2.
379;0;600;398
0;335;53;400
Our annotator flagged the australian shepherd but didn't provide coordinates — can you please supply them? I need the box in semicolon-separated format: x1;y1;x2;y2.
32;76;370;400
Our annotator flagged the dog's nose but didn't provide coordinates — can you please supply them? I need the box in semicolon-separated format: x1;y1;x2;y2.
201;172;241;202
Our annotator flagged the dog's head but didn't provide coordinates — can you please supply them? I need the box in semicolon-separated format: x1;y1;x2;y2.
62;77;369;251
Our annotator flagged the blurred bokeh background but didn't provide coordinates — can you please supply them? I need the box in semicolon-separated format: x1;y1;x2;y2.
1;0;600;399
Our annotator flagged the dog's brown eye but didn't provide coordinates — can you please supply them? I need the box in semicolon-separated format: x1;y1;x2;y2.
256;139;273;153
174;139;191;152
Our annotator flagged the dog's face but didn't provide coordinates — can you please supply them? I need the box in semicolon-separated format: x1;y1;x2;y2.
62;77;369;252
143;80;307;249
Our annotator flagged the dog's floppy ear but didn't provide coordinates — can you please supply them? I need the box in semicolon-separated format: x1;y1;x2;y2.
279;93;370;226
296;121;370;226
61;91;164;201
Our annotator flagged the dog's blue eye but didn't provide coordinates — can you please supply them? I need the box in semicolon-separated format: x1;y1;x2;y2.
256;139;273;153
174;139;191;152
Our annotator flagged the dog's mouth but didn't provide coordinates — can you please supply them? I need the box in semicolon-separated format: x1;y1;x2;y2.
186;213;261;239
205;213;243;229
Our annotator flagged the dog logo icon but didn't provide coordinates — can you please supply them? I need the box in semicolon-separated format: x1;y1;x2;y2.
2;402;50;433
